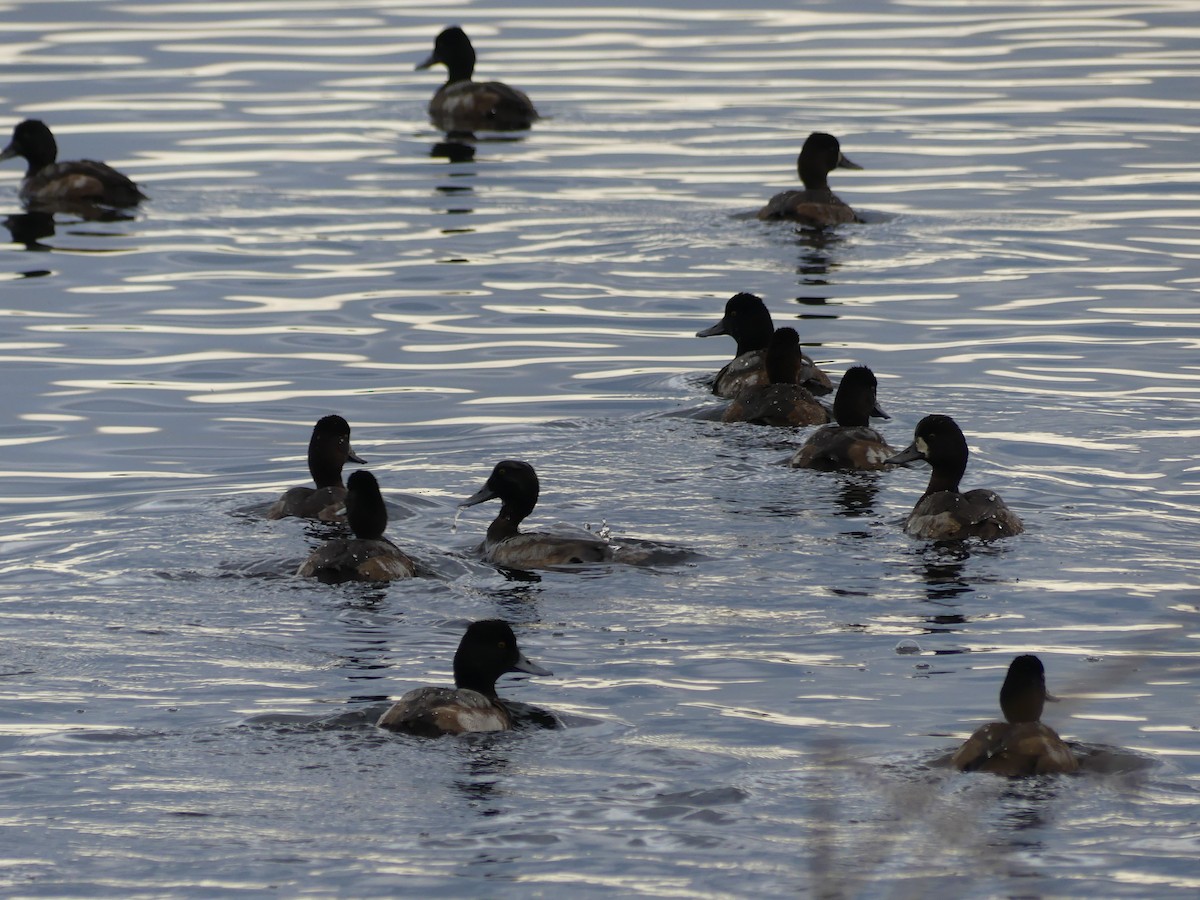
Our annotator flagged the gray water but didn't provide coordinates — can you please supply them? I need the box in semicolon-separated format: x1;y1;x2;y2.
1;0;1198;896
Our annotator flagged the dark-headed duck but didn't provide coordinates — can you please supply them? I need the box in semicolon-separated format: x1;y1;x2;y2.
756;132;860;227
886;414;1024;540
696;292;831;398
790;365;895;470
297;470;416;583
0;119;146;208
267;415;365;522
460;460;614;569
951;655;1079;776
416;26;539;133
722;328;832;427
377;619;552;736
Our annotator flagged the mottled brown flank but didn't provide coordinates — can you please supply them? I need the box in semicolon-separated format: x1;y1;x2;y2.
756;190;859;226
722;384;831;427
266;485;347;522
22;161;144;207
377;687;511;737
713;349;833;400
903;489;1025;540
485;532;612;569
297;537;415;583
429;81;538;133
952;721;1079;776
790;425;895;471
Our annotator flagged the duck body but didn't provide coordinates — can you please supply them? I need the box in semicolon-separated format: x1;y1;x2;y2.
952;655;1079;776
377;620;552;737
417;26;538;133
297;470;416;583
756;132;860;227
722;327;831;427
886;414;1024;541
461;460;612;569
698;292;831;398
1;120;146;208
266;415;364;523
790;366;894;470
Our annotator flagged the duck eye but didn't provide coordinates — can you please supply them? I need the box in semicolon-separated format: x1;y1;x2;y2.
497;641;507;650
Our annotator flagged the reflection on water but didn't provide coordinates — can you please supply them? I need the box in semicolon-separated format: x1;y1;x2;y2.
1;0;1199;895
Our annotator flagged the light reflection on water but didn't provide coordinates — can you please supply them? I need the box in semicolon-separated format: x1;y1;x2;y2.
1;0;1199;895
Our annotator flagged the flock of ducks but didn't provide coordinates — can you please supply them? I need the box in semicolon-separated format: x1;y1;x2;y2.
2;26;1076;774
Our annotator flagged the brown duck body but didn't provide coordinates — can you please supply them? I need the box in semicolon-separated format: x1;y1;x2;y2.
756;132;861;227
297;470;416;583
1;120;145;208
952;655;1078;776
377;620;552;737
887;414;1024;541
266;415;364;523
721;327;831;427
417;27;538;133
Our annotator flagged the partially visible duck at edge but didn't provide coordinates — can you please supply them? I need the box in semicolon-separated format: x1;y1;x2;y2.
696;292;832;399
790;365;895;470
950;655;1079;776
267;415;365;522
0;119;147;208
416;26;539;133
756;132;861;227
886;414;1024;541
298;470;416;583
377;619;553;736
722;327;832;427
460;459;615;569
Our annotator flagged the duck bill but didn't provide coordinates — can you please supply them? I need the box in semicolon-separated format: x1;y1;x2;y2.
837;152;863;171
511;652;553;677
415;52;437;71
347;445;366;465
460;483;498;508
0;143;16;162
885;443;924;465
871;401;890;420
695;319;730;338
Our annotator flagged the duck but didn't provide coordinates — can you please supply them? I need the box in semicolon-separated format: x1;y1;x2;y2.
0;119;147;208
460;460;614;569
951;655;1079;776
297;470;416;583
722;328;832;427
696;292;832;399
789;365;895;470
416;26;539;133
756;132;861;226
266;415;365;522
886;414;1024;541
377;619;552;736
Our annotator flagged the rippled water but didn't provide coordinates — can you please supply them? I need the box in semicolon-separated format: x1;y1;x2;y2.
2;0;1199;895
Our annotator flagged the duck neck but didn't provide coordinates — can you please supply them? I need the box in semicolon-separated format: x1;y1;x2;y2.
923;459;965;496
832;393;870;427
798;161;831;192
485;498;533;543
453;664;499;699
736;318;774;357
307;451;344;489
444;58;475;85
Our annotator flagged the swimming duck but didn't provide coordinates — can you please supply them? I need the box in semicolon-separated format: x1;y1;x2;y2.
756;132;860;226
951;655;1079;776
696;292;832;398
377;619;552;736
886;415;1024;540
297;470;416;583
460;460;614;569
0;119;146;208
266;415;365;522
722;328;832;427
789;365;895;470
416;26;539;133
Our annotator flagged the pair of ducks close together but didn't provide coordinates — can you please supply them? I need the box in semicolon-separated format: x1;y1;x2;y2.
377;617;1078;781
699;291;1024;541
2;29;862;228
